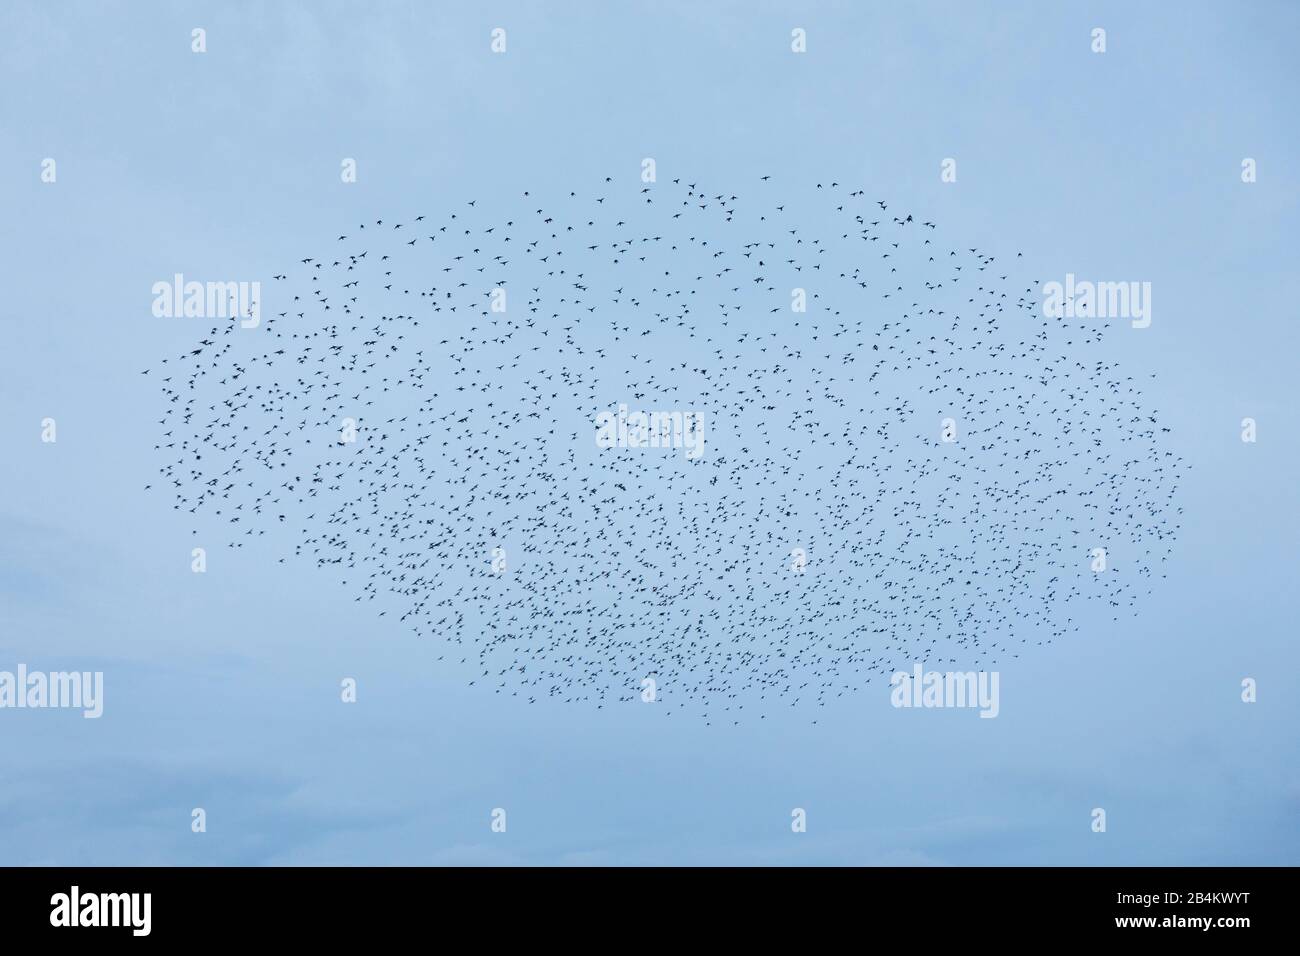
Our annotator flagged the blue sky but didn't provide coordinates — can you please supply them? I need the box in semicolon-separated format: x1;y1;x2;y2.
1;0;1297;865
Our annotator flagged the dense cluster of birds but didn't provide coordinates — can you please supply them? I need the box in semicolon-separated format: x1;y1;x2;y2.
146;175;1184;722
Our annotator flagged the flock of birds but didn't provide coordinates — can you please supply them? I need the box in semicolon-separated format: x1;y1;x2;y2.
146;175;1184;723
